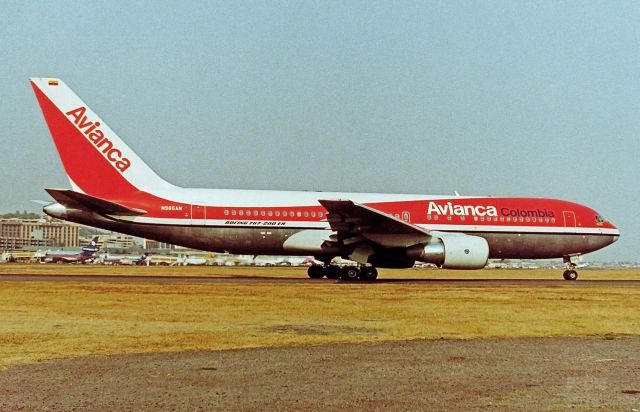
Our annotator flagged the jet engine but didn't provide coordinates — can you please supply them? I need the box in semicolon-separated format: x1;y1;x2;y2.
408;233;489;269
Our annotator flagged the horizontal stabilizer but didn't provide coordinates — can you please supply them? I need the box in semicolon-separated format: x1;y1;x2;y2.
31;199;54;206
45;189;146;216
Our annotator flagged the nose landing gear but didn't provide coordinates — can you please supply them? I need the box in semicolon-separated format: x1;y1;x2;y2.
562;256;578;281
563;269;578;281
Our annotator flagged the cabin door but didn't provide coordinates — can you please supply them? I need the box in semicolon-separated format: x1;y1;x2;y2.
191;204;206;226
562;211;576;231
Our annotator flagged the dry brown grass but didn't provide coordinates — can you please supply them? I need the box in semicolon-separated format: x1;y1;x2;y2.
0;266;638;368
2;263;640;280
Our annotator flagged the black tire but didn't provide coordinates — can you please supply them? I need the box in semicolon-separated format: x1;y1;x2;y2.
307;265;325;279
325;266;342;279
359;267;378;281
563;269;578;281
341;266;360;281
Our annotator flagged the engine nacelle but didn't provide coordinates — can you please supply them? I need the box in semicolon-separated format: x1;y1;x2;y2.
408;234;489;269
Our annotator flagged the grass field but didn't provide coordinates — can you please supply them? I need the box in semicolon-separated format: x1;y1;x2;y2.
1;265;639;368
1;263;640;279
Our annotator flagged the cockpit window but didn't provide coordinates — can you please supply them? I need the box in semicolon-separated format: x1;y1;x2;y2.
595;215;606;224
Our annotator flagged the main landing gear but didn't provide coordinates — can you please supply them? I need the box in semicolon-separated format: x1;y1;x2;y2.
562;256;578;281
307;265;378;281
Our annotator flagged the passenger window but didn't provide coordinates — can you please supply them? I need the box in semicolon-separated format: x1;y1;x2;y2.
224;210;229;216
261;211;266;217
231;210;236;216
311;211;316;217
283;211;288;217
297;211;302;217
304;211;309;217
239;210;244;216
268;211;273;217
275;211;280;217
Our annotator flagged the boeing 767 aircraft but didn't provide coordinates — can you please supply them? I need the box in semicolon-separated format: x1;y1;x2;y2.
30;78;619;281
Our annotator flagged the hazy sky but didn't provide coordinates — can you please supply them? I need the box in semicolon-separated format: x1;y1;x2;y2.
1;1;638;261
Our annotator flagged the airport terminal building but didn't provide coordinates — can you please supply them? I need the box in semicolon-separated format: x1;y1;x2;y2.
0;218;79;249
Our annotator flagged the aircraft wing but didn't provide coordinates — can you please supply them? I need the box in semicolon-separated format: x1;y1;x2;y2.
46;189;147;216
319;199;430;248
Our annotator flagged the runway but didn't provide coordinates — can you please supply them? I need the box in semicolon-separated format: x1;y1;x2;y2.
1;336;639;410
1;267;638;409
2;272;640;286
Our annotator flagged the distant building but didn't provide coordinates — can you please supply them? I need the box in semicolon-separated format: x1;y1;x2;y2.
0;218;79;249
98;233;137;249
144;239;178;250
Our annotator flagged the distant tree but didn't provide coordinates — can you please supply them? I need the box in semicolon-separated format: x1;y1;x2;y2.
78;226;107;237
0;210;41;219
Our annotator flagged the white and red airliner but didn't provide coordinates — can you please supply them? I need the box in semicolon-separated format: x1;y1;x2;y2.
30;78;619;281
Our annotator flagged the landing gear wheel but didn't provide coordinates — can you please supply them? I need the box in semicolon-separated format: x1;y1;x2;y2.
307;265;325;279
359;267;378;281
341;266;360;281
325;266;342;279
563;269;578;281
562;256;579;281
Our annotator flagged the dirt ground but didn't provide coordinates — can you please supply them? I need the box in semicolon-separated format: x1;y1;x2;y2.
1;336;639;411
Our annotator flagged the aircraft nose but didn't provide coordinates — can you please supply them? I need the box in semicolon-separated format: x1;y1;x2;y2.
608;222;620;244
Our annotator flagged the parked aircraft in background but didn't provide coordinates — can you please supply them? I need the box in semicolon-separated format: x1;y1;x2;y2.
96;252;147;266
252;255;318;267
43;236;100;263
179;255;207;266
30;78;619;280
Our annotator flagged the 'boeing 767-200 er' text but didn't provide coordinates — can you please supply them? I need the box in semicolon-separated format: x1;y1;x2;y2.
30;78;619;281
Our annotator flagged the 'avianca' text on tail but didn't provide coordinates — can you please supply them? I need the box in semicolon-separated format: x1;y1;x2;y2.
30;78;619;281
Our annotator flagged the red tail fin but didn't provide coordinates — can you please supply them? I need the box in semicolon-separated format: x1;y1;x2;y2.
30;78;175;196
